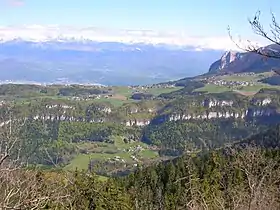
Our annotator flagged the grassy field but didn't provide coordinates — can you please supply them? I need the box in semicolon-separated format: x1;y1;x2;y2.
64;136;159;171
218;75;256;82
146;87;182;96
97;97;132;107
238;84;270;92
194;84;231;93
112;86;182;96
6;84;182;107
96;86;182;107
194;72;280;95
194;83;278;95
216;72;274;82
233;90;258;96
112;86;133;97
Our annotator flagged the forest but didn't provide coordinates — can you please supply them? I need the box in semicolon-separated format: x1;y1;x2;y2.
0;81;280;209
1;127;279;209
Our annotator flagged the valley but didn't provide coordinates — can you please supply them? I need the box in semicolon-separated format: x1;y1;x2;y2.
2;2;280;209
1;70;280;208
0;40;223;85
1;63;280;177
1;42;280;208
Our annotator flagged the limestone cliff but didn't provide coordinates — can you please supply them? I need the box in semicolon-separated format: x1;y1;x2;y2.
209;51;241;73
208;44;280;74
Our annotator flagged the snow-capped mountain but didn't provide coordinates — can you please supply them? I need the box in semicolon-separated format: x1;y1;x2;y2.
0;39;225;85
0;26;229;85
0;25;241;50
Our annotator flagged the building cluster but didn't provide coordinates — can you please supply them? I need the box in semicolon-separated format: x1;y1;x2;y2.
203;73;256;87
210;80;254;87
129;83;175;91
69;94;114;101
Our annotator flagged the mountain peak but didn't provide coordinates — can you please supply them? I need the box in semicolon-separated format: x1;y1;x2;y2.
220;51;240;69
0;25;247;51
208;50;241;73
208;44;280;74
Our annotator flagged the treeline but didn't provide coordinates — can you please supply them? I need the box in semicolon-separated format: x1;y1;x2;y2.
2;86;280;169
232;123;280;149
0;169;133;209
159;80;205;99
58;122;141;143
9;119;142;167
1;122;280;209
58;86;107;96
120;147;280;210
1;147;279;209
0;83;108;98
2;102;279;168
143;119;269;155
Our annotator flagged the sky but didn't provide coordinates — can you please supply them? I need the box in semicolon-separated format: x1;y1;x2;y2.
0;0;279;49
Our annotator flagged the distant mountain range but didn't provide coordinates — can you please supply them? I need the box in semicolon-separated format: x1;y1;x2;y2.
0;40;223;85
208;44;280;74
2;35;279;86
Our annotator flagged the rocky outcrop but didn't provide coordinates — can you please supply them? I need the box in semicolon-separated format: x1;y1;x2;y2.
246;107;276;117
155;96;275;124
209;51;241;73
0;97;278;127
97;107;112;113
125;119;150;127
208;44;280;74
46;104;75;109
202;98;233;108
220;51;240;69
251;98;272;106
167;111;247;121
166;106;276;122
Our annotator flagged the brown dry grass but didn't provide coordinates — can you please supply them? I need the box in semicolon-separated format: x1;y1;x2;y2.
234;90;257;96
110;94;127;100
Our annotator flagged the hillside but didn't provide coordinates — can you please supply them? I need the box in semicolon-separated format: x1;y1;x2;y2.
118;123;280;209
231;123;280;149
1;81;280;176
2;52;280;209
2;130;278;209
208;44;280;74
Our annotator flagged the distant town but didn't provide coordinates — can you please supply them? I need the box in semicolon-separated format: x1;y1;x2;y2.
202;72;262;88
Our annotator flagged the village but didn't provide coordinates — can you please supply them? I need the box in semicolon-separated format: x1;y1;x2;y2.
202;72;257;88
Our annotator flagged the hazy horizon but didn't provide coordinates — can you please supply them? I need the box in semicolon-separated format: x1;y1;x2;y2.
0;0;278;50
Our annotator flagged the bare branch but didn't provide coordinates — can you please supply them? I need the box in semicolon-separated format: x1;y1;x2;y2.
229;10;280;60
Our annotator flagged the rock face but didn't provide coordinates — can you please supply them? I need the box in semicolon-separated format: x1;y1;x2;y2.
166;107;276;122
208;44;280;74
220;51;240;69
125;119;150;127
209;51;241;73
156;97;276;123
0;96;278;127
202;98;234;108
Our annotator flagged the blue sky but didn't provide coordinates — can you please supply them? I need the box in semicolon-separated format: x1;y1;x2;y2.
0;0;279;37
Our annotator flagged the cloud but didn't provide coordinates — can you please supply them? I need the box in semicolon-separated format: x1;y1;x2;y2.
0;25;267;51
5;0;24;7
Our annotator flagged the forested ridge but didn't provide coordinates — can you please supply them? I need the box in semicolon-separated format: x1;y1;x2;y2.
1;125;279;209
1;85;280;169
1;84;280;209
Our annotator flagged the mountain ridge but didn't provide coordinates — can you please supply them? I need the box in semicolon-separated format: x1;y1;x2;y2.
0;40;223;85
0;25;240;50
208;44;280;74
